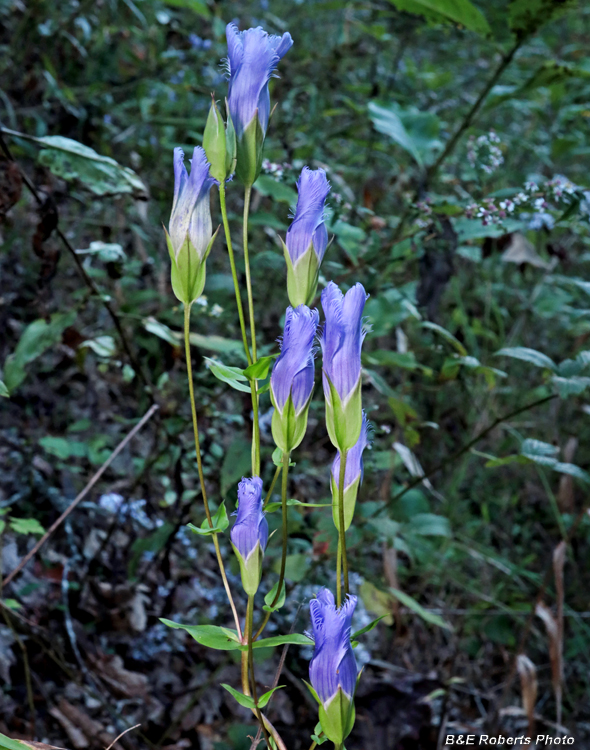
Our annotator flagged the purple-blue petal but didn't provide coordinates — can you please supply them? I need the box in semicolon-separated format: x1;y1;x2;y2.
309;589;358;705
271;305;319;413
286;167;331;265
226;24;293;138
169;147;214;258
332;411;370;489
320;282;368;402
230;476;267;560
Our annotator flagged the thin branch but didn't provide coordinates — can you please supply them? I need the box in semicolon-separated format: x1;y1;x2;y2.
104;724;141;750
1;403;159;589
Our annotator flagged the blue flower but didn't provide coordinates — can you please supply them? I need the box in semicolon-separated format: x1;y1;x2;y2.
230;476;268;561
169;146;215;259
271;305;319;414
225;23;293;185
320;282;368;403
283;167;331;307
287;167;331;265
309;588;357;706
226;23;293;139
270;306;319;453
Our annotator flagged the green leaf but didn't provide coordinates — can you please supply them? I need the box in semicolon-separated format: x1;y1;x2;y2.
243;355;276;381
143;317;245;359
9;518;45;536
404;513;451;537
0;381;9;398
257;685;285;708
552;462;590;484
76;240;125;262
388;0;491;35
495;347;556;371
187;502;229;535
0;732;31;750
34;134;147;198
421;321;467;355
3;311;77;392
253;174;298;204
485;454;533;468
552;375;590;398
81;335;116;358
204;357;251;392
1;599;21;611
163;0;211;16
221;683;257;709
389;587;452;630
509;0;575;38
221;439;253;496
272;447;295;467
252;633;313;649
351;615;388;640
39;436;87;461
161;621;243;650
368;101;424;166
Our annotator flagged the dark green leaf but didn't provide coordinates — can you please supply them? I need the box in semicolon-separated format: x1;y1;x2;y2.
388;0;490;35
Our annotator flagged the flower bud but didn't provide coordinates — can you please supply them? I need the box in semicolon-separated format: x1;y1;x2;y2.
225;23;293;186
308;589;358;744
230;477;268;596
270;305;319;454
283;167;331;307
320;282;369;452
203;96;227;183
331;411;370;531
166;147;218;306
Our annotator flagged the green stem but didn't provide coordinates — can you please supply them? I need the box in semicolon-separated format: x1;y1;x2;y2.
337;449;349;607
242;184;261;476
247;595;272;748
218;181;252;366
184;304;242;638
263;463;282;508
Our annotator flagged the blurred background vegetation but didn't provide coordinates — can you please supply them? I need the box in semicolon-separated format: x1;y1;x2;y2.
1;0;590;747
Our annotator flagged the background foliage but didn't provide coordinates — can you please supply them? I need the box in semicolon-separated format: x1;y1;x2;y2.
1;0;590;747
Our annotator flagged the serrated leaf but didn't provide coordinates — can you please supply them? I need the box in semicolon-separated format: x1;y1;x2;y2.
495;347;556;371
509;0;575;38
390;587;452;630
204;357;251;392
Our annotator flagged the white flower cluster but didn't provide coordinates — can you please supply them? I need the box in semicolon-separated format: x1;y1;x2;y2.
467;130;504;175
465;174;581;227
261;158;292;180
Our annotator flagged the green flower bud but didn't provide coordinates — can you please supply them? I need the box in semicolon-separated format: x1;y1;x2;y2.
202;96;227;183
318;689;356;745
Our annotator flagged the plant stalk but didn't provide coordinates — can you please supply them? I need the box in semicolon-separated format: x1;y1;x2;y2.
337;449;349;606
184;303;242;638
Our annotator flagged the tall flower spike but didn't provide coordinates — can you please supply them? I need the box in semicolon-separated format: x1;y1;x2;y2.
270;305;319;454
282;167;331;307
166;146;218;305
331;411;370;531
308;589;358;744
225;23;293;186
320;282;369;451
230;477;268;596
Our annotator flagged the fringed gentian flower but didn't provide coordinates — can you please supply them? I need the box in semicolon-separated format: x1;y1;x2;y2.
230;477;268;595
166;146;218;305
320;281;369;452
308;589;358;744
225;23;293;185
270;305;319;454
283;167;331;307
331;411;370;531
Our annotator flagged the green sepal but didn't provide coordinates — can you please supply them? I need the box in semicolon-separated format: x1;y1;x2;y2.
302;679;321;706
324;371;363;452
331;473;361;532
271;391;312;454
203;96;227;183
231;541;263;596
318;688;355;745
282;237;320;308
225;98;237;177
235;111;265;187
187;502;229;536
165;225;219;305
272;447;295;467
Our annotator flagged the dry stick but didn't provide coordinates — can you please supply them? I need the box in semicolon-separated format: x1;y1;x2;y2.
0;129;153;397
369;394;557;518
1;403;159;589
104;724;141;750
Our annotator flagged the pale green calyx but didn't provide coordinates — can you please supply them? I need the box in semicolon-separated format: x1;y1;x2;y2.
231;541;264;596
282;237;320;308
324;371;363;452
165;227;219;307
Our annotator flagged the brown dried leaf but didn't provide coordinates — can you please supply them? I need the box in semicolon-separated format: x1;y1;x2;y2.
48;707;89;750
535;600;562;723
557;438;578;512
516;653;537;733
